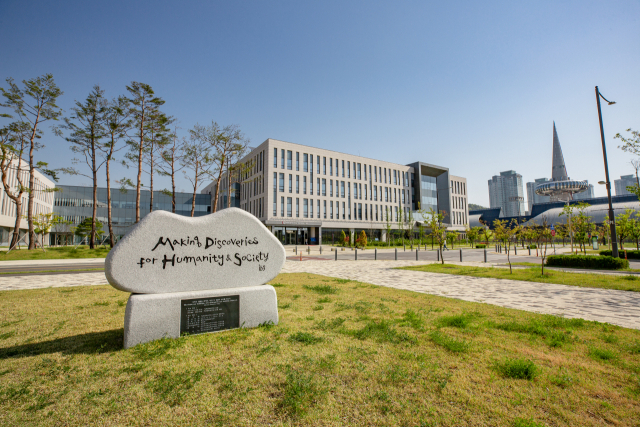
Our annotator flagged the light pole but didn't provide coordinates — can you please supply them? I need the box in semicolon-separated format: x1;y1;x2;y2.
595;86;619;258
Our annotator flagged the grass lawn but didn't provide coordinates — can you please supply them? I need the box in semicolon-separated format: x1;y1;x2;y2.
2;274;640;426
0;268;105;275
398;264;640;292
0;246;110;261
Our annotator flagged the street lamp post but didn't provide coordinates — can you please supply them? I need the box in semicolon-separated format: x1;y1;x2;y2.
595;86;619;258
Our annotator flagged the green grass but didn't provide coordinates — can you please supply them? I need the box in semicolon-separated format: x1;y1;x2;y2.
1;273;640;426
0;246;110;261
0;268;104;275
399;263;640;292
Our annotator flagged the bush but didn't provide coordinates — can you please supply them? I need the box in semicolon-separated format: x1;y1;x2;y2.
475;244;486;249
600;249;640;259
528;244;537;249
546;254;628;270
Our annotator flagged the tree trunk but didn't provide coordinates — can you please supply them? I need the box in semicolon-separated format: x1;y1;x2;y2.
10;198;22;249
171;153;176;213
191;162;198;217
90;139;97;249
135;111;144;223
106;150;115;248
149;149;154;213
27;108;42;250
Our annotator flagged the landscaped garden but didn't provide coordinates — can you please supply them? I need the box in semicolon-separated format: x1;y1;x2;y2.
1;273;640;426
0;246;111;261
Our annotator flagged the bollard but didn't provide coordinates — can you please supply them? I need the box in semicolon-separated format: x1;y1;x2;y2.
484;248;487;263
416;248;418;261
335;249;337;261
395;248;398;260
355;249;358;261
515;246;517;255
320;245;322;254
460;248;462;262
300;252;302;261
437;249;440;262
411;243;413;250
294;246;297;254
404;244;406;251
308;246;310;254
528;247;531;256
375;248;377;260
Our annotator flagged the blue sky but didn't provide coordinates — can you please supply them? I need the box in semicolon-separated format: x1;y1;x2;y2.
1;0;638;207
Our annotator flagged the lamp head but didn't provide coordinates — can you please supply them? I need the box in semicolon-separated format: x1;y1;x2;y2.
598;181;606;185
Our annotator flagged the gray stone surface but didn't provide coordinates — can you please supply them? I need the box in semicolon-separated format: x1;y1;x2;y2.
106;208;286;294
124;285;278;348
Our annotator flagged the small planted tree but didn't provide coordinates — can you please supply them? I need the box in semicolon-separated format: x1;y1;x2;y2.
356;230;368;249
493;219;520;273
339;230;346;247
74;217;104;244
466;226;479;248
427;208;448;264
30;213;60;251
615;209;636;252
530;218;553;275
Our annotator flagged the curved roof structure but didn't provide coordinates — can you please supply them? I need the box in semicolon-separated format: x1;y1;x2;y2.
524;201;640;227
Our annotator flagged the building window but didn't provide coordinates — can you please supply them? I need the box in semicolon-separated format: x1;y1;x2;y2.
296;175;299;194
322;179;326;196
281;196;285;217
347;161;350;178
273;197;277;216
354;183;358;199
317;156;320;174
287;151;292;170
304;199;308;218
374;167;377;182
330;180;333;197
303;176;307;194
341;181;345;198
287;197;292;217
273;148;277;167
323;200;327;219
364;203;367;220
323;157;326;175
342;160;345;177
329;158;333;176
383;168;387;183
357;163;361;180
303;154;308;172
359;184;362;200
342;202;345;219
364;184;367;200
310;154;313;173
279;173;284;192
310;198;313;217
296;152;299;171
289;174;292;193
317;178;320;195
358;203;362;220
281;149;285;169
317;199;320;218
330;201;333;219
296;198;299;217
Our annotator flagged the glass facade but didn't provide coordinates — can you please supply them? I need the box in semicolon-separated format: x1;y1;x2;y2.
53;185;211;241
420;175;437;211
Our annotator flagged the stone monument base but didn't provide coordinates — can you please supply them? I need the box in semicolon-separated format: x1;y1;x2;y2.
123;285;278;349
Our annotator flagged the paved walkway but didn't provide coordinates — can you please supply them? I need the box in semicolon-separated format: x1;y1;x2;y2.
281;261;640;330
1;259;639;330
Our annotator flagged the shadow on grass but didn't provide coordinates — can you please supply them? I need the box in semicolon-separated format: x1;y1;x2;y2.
0;329;123;358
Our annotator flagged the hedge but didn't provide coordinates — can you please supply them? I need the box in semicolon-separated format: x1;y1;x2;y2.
546;255;629;270
528;244;537;249
600;250;640;259
475;244;487;249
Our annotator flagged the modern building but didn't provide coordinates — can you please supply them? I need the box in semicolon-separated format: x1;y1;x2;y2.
51;185;211;244
573;181;595;201
615;175;637;196
202;138;468;245
526;178;551;212
488;170;525;217
0;158;55;246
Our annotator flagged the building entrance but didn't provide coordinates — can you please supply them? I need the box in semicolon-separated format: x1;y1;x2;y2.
272;227;309;245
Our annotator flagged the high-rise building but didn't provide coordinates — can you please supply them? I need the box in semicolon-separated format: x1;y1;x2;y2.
526;178;550;212
573;181;595;201
488;170;525;217
615;175;637;196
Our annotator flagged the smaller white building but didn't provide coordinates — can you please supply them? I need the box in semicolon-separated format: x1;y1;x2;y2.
0;158;55;246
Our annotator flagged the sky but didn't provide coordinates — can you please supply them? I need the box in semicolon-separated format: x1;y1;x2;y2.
1;0;639;208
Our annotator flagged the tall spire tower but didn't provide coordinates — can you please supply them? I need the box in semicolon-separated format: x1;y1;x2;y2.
535;122;587;202
551;122;568;181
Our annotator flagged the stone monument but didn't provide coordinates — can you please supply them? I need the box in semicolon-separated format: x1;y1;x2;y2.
105;208;286;348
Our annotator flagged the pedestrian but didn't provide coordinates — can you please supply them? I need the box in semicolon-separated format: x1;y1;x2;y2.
443;240;449;251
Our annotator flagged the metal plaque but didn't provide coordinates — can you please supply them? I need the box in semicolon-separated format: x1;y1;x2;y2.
180;295;240;336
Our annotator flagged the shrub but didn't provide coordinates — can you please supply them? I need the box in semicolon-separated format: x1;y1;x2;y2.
546;254;628;270
528;244;537;249
475;244;486;249
600;249;640;259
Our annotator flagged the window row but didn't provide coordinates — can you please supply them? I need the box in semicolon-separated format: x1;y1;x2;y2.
272;197;410;222
272;147;411;186
272;173;411;203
